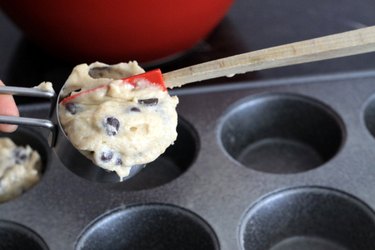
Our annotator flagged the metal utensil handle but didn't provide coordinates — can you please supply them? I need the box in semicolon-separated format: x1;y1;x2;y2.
0;86;57;146
0;86;55;98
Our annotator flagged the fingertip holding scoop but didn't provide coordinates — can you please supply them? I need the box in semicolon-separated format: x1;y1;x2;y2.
0;80;19;133
0;124;18;133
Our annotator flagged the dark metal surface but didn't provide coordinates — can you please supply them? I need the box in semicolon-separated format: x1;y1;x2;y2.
0;220;49;250
240;187;375;250
1;0;375;249
0;71;375;249
75;204;219;250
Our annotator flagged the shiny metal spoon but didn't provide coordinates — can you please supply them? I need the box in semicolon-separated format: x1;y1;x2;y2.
0;86;144;183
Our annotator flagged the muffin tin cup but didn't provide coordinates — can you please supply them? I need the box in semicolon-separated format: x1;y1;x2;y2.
0;220;48;250
75;204;219;250
0;127;50;203
117;117;199;190
0;127;50;170
218;93;344;174
2;71;375;249
57;117;198;189
239;186;375;250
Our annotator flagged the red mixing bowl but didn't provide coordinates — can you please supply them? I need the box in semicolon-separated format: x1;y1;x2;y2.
0;0;233;63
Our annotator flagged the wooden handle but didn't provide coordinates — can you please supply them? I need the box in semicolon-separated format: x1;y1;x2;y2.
163;25;375;88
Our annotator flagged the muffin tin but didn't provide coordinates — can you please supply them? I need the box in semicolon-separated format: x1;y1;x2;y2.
1;70;375;249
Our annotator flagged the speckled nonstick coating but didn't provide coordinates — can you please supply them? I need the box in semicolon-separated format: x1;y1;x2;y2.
1;71;375;249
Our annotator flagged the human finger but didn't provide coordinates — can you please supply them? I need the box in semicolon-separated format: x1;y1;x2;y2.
0;80;19;133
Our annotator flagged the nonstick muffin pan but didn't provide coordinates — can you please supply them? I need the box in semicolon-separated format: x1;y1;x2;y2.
1;70;375;249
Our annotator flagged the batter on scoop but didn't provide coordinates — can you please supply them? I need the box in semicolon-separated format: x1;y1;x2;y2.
0;138;41;202
58;62;179;179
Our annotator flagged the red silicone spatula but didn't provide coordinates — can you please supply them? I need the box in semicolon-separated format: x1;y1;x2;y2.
60;69;166;104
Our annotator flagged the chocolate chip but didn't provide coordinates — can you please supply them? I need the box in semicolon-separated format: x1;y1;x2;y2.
89;66;111;78
103;117;120;136
115;158;123;165
130;107;141;112
65;102;78;114
100;151;113;162
13;148;28;164
138;98;158;106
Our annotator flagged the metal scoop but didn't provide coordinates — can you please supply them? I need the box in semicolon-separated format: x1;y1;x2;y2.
0;86;144;183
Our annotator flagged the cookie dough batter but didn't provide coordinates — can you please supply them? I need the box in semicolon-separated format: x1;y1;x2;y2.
0;138;41;202
59;62;179;179
34;81;54;92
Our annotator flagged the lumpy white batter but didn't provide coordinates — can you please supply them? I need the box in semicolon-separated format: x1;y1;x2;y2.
59;62;179;179
34;81;54;92
0;138;41;202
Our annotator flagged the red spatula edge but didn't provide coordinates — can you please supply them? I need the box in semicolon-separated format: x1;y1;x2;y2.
60;69;166;105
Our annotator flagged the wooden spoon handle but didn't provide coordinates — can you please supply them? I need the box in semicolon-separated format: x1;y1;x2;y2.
163;25;375;88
